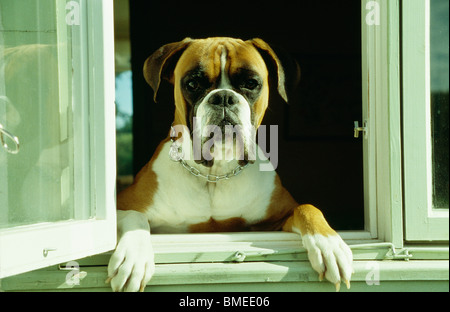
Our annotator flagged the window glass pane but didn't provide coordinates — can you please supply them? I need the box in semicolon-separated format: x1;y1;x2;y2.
0;0;89;228
114;0;133;193
115;70;133;180
430;0;449;208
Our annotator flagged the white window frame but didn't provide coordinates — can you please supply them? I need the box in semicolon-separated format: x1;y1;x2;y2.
0;0;116;279
147;1;401;247
402;0;449;241
361;0;405;247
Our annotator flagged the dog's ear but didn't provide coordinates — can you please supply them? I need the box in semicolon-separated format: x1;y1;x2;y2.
247;38;300;103
143;38;193;102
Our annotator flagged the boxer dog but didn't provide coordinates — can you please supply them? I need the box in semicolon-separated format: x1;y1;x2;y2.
107;37;353;292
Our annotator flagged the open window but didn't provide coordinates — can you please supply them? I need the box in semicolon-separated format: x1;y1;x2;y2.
1;0;448;292
0;0;116;278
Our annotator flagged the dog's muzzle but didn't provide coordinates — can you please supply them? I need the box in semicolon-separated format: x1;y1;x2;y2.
193;89;254;167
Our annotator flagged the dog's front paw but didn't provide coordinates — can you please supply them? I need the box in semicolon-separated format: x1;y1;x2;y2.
302;233;353;291
107;229;155;292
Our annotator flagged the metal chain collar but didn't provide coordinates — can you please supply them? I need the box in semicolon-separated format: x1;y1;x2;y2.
169;136;249;183
179;158;249;183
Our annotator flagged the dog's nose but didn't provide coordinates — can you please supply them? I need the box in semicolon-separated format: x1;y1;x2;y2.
208;90;239;106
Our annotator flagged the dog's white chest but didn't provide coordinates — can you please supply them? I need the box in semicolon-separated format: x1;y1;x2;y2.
145;142;276;233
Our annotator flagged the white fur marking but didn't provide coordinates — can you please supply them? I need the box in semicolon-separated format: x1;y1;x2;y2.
107;210;155;292
147;142;276;233
300;232;353;287
219;47;231;89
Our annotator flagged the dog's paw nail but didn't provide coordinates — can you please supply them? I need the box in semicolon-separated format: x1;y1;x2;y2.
319;272;324;281
335;282;341;292
344;279;351;289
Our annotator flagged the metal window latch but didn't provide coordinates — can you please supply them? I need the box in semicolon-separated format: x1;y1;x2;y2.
354;120;368;139
231;249;302;262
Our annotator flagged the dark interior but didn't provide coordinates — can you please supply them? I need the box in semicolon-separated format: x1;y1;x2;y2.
129;0;364;230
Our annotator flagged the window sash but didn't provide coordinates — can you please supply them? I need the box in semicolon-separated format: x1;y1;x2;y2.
402;0;449;241
361;0;403;246
0;0;116;279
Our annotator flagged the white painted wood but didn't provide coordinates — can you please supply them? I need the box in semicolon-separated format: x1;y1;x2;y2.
403;0;449;241
361;0;408;248
1;258;448;291
0;0;116;278
361;0;381;240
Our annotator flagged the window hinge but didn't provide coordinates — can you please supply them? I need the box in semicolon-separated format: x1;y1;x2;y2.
350;243;413;261
354;120;368;139
385;248;413;261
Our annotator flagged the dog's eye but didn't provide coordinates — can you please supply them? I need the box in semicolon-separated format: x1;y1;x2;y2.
186;79;200;92
243;79;259;90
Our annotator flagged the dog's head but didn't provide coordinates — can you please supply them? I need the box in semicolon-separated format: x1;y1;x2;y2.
144;37;299;166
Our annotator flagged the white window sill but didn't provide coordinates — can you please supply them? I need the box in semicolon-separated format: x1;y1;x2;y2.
1;259;448;292
1;232;448;292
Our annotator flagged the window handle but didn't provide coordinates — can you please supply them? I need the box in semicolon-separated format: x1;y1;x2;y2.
0;123;20;154
354;120;368;139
